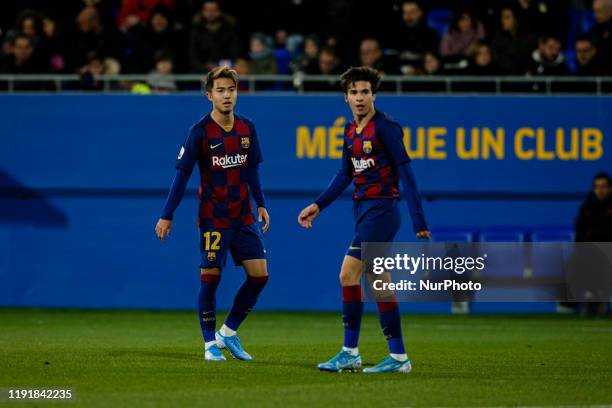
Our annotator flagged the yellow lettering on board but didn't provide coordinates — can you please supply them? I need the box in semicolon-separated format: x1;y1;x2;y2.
515;128;535;160
296;126;326;158
582;128;603;160
404;127;426;159
328;117;346;159
536;128;554;160
481;128;505;160
427;127;447;160
555;128;579;160
456;127;479;159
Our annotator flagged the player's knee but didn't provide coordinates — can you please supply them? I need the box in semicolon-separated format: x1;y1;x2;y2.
339;268;360;286
200;267;221;277
242;259;268;278
247;269;269;279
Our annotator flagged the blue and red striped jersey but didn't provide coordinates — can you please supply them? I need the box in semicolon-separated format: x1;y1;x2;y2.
343;111;411;200
175;113;263;229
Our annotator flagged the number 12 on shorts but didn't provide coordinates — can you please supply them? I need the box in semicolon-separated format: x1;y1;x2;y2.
203;231;221;251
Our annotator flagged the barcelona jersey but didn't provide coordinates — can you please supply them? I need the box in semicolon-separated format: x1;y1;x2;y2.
175;113;263;229
343;111;411;200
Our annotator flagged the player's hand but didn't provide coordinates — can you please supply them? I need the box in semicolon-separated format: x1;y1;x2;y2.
416;230;431;240
155;218;172;241
298;203;320;228
258;207;270;233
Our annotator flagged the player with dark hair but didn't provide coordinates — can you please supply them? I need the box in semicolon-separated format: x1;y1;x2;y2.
298;66;430;373
155;66;270;362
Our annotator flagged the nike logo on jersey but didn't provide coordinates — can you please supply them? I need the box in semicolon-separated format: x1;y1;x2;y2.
349;246;361;250
210;143;222;149
351;157;376;173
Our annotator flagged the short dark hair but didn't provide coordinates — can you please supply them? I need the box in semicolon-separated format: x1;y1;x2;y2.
402;0;422;7
593;172;611;184
319;46;336;57
575;34;594;44
339;66;381;94
539;34;562;45
155;50;173;63
203;65;238;92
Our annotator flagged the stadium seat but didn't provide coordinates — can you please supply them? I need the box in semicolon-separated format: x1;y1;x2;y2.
426;9;451;38
479;230;525;242
531;229;575;242
531;229;574;283
479;230;525;280
430;230;474;242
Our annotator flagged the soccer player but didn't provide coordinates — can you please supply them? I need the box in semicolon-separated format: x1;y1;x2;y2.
155;66;270;362
297;67;430;373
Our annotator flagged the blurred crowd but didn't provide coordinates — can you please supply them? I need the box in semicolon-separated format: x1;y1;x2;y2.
0;0;611;91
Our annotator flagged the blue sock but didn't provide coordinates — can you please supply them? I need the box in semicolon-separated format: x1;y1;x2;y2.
377;301;405;355
342;285;363;348
198;274;220;343
225;275;269;331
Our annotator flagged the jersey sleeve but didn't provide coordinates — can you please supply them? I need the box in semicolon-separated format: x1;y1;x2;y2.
342;136;353;176
313;138;353;210
175;124;204;173
378;120;411;168
247;121;263;167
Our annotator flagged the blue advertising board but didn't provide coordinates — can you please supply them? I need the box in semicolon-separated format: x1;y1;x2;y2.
0;95;608;310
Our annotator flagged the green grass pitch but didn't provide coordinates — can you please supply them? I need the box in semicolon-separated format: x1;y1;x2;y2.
0;309;611;407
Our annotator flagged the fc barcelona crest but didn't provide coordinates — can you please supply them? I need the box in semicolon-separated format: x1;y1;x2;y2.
363;140;373;154
207;252;216;262
241;137;250;149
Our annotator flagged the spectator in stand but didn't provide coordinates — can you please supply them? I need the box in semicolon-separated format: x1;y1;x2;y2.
466;42;501;75
12;9;43;43
0;34;53;90
2;9;43;61
126;5;184;73
188;0;240;73
73;6;125;71
273;29;292;75
571;171;612;316
420;51;444;75
306;46;342;75
147;50;177;93
359;37;400;74
527;35;569;76
589;0;612;62
440;10;485;59
291;34;320;73
37;16;70;73
395;1;440;74
234;57;250;75
248;32;276;75
0;35;43;74
492;7;537;74
78;51;121;91
575;172;612;242
304;46;342;92
575;35;608;76
79;51;106;91
233;57;250;91
117;0;175;33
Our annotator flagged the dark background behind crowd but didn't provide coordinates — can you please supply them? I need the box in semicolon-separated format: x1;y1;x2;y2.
1;0;611;91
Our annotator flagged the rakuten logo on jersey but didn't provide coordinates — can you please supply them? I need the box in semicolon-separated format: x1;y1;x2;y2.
352;157;375;173
212;153;248;169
